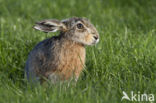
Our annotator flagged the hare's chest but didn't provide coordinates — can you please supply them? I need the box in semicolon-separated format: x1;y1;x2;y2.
58;45;86;80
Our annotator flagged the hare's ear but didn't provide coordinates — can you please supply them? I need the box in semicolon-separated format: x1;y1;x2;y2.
33;19;67;33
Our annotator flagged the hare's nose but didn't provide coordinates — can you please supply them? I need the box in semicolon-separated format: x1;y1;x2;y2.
93;36;98;40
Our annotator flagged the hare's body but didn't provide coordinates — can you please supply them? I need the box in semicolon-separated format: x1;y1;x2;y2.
25;17;99;83
26;36;85;82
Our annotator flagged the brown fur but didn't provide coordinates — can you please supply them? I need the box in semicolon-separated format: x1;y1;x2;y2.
85;34;93;43
25;17;99;83
45;38;85;80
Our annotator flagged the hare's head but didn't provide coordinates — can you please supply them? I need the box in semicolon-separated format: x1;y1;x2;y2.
34;17;99;45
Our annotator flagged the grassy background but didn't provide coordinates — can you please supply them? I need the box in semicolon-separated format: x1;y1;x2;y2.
0;0;156;103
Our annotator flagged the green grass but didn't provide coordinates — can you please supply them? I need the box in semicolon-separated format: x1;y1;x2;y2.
0;0;156;103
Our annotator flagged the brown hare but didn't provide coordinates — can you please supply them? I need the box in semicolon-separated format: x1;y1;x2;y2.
25;17;99;83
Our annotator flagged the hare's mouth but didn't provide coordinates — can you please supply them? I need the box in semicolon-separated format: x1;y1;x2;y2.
92;35;99;44
95;39;99;43
91;38;99;45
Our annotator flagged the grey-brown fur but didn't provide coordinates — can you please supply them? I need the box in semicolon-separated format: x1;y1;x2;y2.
25;17;99;83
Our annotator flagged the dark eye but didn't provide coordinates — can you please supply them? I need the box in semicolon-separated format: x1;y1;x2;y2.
77;23;84;29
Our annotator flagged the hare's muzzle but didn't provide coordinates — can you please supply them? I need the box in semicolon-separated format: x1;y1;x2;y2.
92;35;99;44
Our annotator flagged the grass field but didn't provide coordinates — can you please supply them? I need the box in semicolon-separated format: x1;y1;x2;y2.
0;0;156;103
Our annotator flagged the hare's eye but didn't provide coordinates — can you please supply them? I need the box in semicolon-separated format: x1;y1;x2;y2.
77;23;84;29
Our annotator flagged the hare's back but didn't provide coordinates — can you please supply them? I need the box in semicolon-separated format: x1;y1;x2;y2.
25;36;58;81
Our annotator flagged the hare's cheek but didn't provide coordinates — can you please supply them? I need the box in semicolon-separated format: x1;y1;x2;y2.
84;34;93;44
